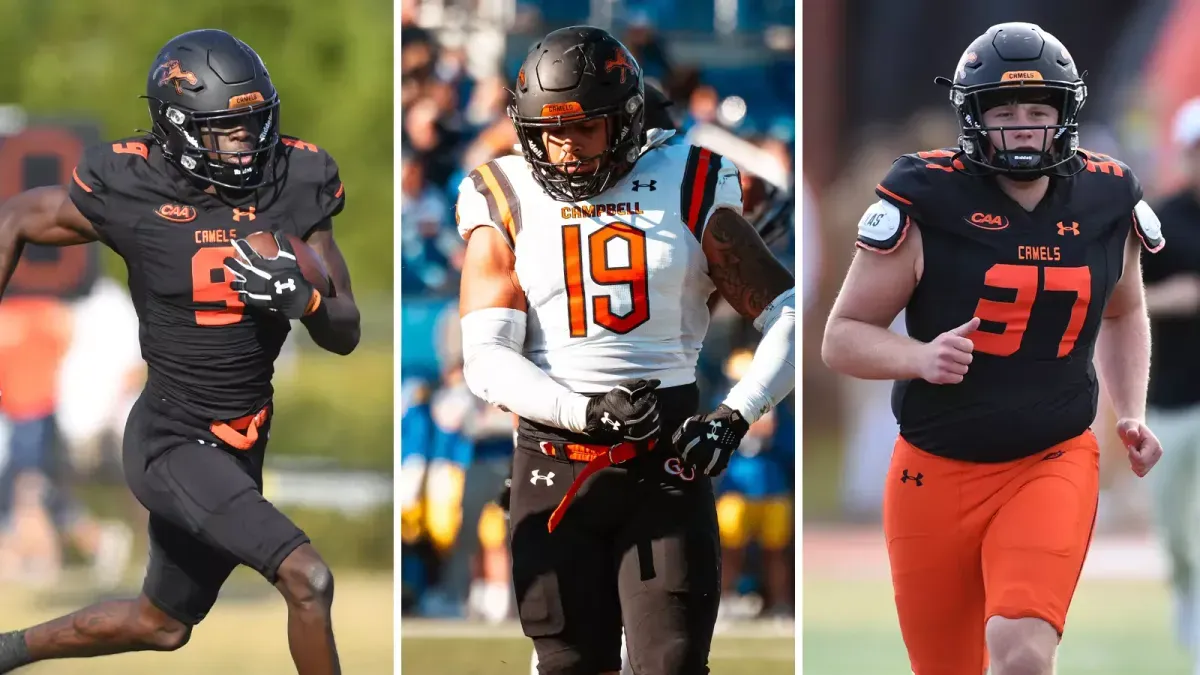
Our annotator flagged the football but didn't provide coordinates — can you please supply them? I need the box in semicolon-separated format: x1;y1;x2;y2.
243;230;334;297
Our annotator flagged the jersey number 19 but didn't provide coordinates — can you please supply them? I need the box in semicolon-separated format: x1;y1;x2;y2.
561;221;650;338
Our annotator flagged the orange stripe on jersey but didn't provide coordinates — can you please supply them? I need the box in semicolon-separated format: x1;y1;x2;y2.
561;225;587;338
71;168;92;193
477;163;517;244
686;148;712;233
334;182;344;199
875;183;912;205
679;146;725;241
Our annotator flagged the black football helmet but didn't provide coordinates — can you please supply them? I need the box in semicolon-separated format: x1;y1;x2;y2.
509;26;646;202
937;22;1086;179
144;29;282;191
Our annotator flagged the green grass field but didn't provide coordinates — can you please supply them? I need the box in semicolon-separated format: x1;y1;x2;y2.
2;570;393;674
803;577;1190;674
401;621;795;674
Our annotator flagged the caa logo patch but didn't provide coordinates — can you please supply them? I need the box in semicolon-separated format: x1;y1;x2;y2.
155;204;197;223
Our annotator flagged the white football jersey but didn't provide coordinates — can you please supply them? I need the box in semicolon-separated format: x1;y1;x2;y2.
456;136;742;393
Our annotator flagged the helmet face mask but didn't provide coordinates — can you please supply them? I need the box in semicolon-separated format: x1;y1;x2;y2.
509;26;647;202
945;23;1087;180
144;30;283;193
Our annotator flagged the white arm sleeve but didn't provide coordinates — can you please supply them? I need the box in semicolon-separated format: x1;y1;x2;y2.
461;307;591;433
721;287;796;424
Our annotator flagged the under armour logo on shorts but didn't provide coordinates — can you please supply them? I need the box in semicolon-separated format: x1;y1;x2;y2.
602;412;621;431
530;470;555;486
900;469;923;486
275;278;296;295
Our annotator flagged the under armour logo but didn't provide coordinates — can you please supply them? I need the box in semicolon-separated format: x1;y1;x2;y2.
632;180;656;191
275;278;296;294
601;412;621;431
233;206;257;222
1042;450;1064;461
706;420;722;441
900;469;923;486
530;470;555;486
1056;220;1079;236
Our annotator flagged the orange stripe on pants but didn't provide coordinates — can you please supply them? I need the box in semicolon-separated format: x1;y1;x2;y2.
882;430;1099;675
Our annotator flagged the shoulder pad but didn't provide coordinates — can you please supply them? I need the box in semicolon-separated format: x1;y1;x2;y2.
875;149;962;223
1077;149;1133;180
280;137;346;223
855;199;909;253
456;159;521;249
1133;199;1165;253
1075;148;1145;220
70;138;150;227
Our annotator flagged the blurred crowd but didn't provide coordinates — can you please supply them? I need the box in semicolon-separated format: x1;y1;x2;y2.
399;0;797;623
0;249;142;591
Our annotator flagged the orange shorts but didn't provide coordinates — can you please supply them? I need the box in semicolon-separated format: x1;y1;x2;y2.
882;430;1099;675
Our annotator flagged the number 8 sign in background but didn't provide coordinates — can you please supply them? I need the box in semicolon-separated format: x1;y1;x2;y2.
0;119;103;301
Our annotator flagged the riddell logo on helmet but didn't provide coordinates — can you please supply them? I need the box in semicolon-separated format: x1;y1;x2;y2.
154;59;198;95
155;204;197;223
966;212;1010;231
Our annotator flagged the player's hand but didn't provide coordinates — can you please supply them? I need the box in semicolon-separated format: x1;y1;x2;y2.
671;404;749;477
918;317;979;385
584;378;662;445
224;233;317;320
1117;418;1163;477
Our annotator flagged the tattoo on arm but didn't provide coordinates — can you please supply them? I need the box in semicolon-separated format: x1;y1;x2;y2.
702;207;794;319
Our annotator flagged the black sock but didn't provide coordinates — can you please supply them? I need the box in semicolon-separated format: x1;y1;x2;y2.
0;631;31;672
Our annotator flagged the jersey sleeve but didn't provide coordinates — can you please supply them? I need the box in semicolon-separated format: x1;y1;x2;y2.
317;150;346;222
277;138;346;239
455;162;519;249
685;145;743;243
68;142;139;252
69;145;112;224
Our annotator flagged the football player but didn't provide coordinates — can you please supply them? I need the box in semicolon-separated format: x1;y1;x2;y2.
457;26;795;674
822;22;1163;675
0;30;358;674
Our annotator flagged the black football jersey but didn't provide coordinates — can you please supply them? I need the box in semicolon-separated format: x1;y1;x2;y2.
858;149;1163;462
67;135;345;421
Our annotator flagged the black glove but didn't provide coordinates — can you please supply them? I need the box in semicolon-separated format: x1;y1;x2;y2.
224;234;316;320
671;404;749;477
583;378;662;446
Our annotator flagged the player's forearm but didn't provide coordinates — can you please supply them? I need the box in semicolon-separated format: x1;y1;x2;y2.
822;316;925;381
0;208;26;301
1096;308;1151;422
301;293;360;355
723;288;796;424
461;308;590;433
